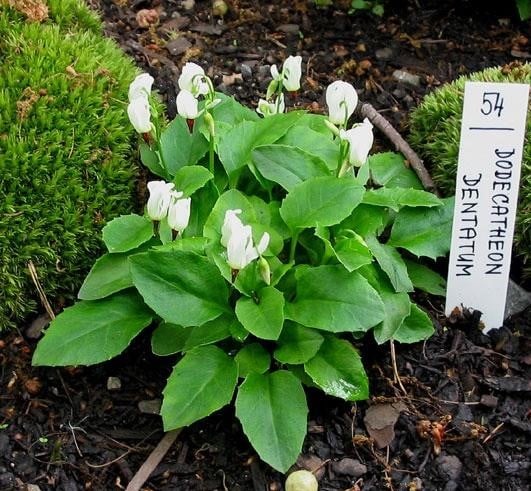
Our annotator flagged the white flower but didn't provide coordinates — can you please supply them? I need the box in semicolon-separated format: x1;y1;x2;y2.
127;97;152;134
176;89;200;119
178;62;209;96
339;118;374;167
146;180;175;221
270;64;281;81
256;94;285;117
282;55;302;91
167;192;191;232
326;80;358;125
222;209;270;270
128;73;154;101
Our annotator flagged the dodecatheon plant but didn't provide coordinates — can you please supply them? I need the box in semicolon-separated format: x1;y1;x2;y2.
127;97;153;134
221;209;270;271
256;94;285;117
339;118;374;168
176;89;201;120
326;80;358;126
167;191;191;233
146;180;175;221
178;62;210;97
128;73;154;101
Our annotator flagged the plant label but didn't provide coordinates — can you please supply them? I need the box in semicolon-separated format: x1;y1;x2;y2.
445;81;529;331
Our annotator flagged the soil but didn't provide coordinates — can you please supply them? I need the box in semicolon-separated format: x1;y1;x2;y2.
2;0;531;490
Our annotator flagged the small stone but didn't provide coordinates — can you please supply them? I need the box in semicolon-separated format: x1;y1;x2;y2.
331;458;367;477
392;69;421;87
277;24;300;35
138;399;161;415
240;63;253;81
106;377;122;391
375;47;393;60
480;394;499;408
165;37;192;56
436;454;463;481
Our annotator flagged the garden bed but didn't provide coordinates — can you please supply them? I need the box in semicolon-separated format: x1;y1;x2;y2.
1;0;530;489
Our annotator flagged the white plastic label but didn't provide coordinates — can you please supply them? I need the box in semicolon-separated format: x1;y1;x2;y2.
445;81;529;331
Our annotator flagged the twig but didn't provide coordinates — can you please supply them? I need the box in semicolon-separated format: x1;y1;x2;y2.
27;260;55;320
125;429;181;491
390;340;408;396
483;422;505;444
357;102;438;193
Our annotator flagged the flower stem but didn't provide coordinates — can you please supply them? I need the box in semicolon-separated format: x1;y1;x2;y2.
289;230;300;263
209;134;215;174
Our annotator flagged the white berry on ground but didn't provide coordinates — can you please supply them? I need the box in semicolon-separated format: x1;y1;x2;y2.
285;470;318;491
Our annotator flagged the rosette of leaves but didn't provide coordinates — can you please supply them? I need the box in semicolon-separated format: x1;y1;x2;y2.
0;0;141;328
33;93;452;472
409;63;531;275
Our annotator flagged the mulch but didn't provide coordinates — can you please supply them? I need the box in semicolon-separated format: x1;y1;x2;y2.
2;0;531;490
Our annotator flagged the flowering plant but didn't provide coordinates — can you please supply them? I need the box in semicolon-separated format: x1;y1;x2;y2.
33;60;452;472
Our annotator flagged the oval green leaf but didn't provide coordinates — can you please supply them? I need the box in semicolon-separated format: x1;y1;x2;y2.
102;214;154;253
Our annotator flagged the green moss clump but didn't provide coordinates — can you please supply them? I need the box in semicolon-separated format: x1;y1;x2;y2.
0;1;140;329
409;63;531;274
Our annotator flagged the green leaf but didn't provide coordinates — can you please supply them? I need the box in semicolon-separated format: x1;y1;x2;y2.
252;145;329;191
372;291;412;344
235;343;271;377
368;152;422;189
392;304;434;343
218;111;304;176
130;250;229;327
274;323;324;364
336;204;387;238
236;371;308;472
388;197;454;259
184;185;219;238
334;234;373;272
151;315;233;356
285;265;384;333
173;166;213;196
362;188;443;212
161;346;238;429
140;142;167;178
102;214;154;253
404;259;447;296
304;337;369;401
235;287;285;340
280;177;364;230
278;125;339;170
78;253;133;300
210;92;259;127
516;0;531;20
33;292;152;366
159;117;209;177
365;236;413;293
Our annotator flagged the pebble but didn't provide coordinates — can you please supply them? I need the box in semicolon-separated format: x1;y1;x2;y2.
375;47;393;60
480;394;499;408
436;454;463;481
165;37;192;56
331;458;367;477
240;63;253;81
138;399;161;415
106;377;122;391
392;69;421;87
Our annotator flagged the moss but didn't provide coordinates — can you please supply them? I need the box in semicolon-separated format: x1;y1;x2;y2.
409;63;531;274
0;1;140;329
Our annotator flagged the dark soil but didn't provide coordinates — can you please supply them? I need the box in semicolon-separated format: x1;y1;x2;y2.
2;0;531;490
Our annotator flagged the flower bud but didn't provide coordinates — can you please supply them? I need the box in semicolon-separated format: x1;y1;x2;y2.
282;55;302;92
258;256;271;285
326;80;358;125
167;192;191;232
178;62;209;96
256;94;285;117
128;73;154;101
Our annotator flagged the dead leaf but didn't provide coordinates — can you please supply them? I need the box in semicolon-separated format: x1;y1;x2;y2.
136;8;159;28
363;402;406;449
6;0;48;22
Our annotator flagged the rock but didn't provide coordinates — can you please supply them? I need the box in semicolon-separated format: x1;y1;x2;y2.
480;394;499;408
165;38;192;56
189;23;224;36
504;279;531;319
240;63;253;81
138;399;161;415
106;377;121;391
436;454;463;481
331;458;367;478
392;69;421;87
278;24;300;35
375;47;393;60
